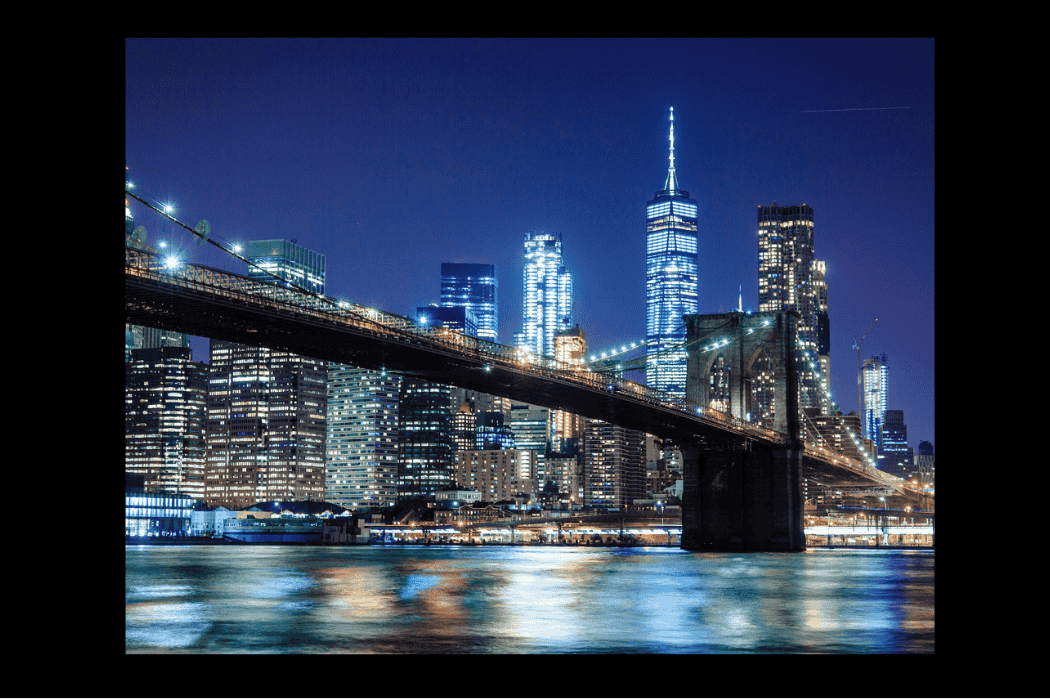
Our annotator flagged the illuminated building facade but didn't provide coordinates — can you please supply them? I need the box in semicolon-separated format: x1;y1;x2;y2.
326;366;400;510
880;409;911;478
757;202;827;413
646;107;699;398
440;263;498;342
453;449;537;502
861;353;888;454
397;379;453;499
125;346;208;501
510;403;550;485
516;231;572;358
245;239;326;294
552;327;587;452
205;342;328;509
582;418;645;510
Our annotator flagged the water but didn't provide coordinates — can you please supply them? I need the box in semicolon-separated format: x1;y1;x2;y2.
126;545;933;653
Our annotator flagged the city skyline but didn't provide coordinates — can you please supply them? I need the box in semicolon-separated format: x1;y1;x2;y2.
125;38;934;450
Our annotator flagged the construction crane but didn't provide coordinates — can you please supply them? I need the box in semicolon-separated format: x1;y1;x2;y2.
853;318;879;419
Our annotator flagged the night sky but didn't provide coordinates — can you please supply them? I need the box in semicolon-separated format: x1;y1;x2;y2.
125;38;934;451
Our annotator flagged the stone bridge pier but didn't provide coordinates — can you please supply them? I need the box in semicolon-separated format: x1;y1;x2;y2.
680;311;806;552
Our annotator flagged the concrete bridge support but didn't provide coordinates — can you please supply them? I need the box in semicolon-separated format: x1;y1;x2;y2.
680;440;805;552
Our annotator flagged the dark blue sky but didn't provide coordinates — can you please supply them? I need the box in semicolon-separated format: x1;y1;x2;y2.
126;38;934;451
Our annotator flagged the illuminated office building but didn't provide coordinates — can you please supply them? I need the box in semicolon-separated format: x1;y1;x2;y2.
245;239;325;294
397;378;453;499
326;366;400;510
440;263;498;342
646;107;698;398
757;202;827;413
516;232;572;358
861;353;889;456
125;346;208;501
205;342;328;509
552;327;587;451
880;409;911;478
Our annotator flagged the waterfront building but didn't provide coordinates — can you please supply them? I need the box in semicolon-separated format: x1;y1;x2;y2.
125;346;208;501
861;353;889;455
205;341;328;509
440;262;498;342
582;418;645;510
646;107;699;398
515;231;572;358
757;202;826;413
453;449;537;503
125;473;194;537
245;239;325;294
326;365;401;511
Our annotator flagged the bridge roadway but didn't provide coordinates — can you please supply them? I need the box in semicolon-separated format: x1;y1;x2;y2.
125;246;908;497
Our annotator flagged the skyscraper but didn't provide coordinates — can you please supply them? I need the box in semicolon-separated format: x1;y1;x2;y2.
757;202;827;413
861;353;888;454
326;366;400;511
125;346;208;501
440;263;498;342
516;232;572;358
205;342;328;509
880;409;910;478
646;107;699;397
245;239;326;294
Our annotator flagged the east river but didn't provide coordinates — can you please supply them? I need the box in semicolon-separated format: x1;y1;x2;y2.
126;545;933;653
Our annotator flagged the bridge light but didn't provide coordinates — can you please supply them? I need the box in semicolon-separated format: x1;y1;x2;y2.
164;254;180;270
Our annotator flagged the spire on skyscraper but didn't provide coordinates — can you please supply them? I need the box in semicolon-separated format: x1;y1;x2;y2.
663;106;680;193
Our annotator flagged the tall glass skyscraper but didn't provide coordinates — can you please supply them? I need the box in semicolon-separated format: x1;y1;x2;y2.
757;202;827;413
245;239;325;294
861;353;888;453
646;107;698;397
516;232;572;358
440;263;498;342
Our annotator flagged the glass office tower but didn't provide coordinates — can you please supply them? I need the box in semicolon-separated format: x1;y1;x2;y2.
245;240;326;294
517;232;572;358
440;263;498;342
861;353;888;454
646;107;698;397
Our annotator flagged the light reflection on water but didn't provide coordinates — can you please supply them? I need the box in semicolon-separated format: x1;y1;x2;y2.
126;545;933;653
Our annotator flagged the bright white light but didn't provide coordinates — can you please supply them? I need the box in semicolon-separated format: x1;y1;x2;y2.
164;255;180;269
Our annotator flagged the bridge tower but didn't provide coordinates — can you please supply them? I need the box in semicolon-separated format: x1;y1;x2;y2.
680;310;806;552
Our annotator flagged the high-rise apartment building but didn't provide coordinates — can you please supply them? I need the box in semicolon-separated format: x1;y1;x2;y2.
326;366;400;510
125;346;208;501
880;409;911;478
440;263;498;342
516;232;572;358
453;449;536;503
861;353;888;454
205;342;328;509
646;107;699;398
582;418;645;510
245;239;325;294
757;202;827;413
